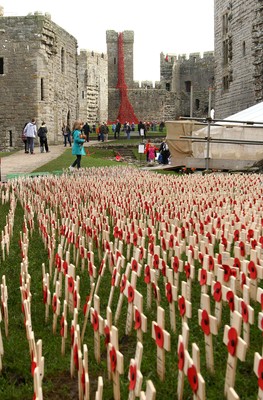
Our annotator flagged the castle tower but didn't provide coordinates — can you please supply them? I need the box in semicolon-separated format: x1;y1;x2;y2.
106;30;134;89
214;0;262;118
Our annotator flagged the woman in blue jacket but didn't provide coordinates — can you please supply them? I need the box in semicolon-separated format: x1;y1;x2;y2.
69;120;86;170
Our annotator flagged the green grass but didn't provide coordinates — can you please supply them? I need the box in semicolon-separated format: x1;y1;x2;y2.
0;150;260;399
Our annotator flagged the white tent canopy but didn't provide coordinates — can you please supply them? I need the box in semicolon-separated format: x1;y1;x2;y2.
223;101;263;125
166;102;263;169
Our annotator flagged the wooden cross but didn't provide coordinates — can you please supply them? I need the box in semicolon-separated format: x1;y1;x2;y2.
198;293;218;373
223;310;247;395
108;266;120;309
90;294;104;363
242;259;263;301
70;319;80;377
124;270;138;335
198;265;213;295
253;352;263;400
178;281;192;324
94;253;107;296
52;280;61;334
42;272;51;322
33;366;43;400
185;343;206;400
133;290;147;343
0;275;8;337
152;306;171;381
238;284;254;347
212;279;223;327
140;380;156;400
0;310;4;371
165;268;177;332
95;376;103;400
79;343;89;400
177;322;190;400
108;325;124;400
114;263;131;325
65;264;76;314
60;300;68;356
81;282;95;342
128;341;143;400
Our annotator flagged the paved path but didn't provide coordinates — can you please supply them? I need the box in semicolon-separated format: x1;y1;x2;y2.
1;144;78;182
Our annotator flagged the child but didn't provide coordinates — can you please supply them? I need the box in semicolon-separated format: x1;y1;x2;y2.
148;143;156;163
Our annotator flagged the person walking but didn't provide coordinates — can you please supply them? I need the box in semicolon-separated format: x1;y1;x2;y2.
24;118;37;154
22;123;28;153
69;120;86;170
83;122;91;142
126;122;131;139
37;121;49;153
62;123;72;147
115;119;121;139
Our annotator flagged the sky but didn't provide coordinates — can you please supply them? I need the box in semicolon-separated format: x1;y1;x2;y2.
0;0;214;82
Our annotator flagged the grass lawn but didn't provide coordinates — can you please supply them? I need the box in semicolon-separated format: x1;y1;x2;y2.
0;147;260;400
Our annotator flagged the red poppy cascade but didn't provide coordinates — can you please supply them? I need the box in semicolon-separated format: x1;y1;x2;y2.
116;32;138;124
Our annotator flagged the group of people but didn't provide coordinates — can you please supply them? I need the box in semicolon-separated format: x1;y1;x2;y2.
144;138;171;164
22;118;49;154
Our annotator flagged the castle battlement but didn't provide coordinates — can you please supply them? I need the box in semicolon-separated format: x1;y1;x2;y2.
79;49;108;61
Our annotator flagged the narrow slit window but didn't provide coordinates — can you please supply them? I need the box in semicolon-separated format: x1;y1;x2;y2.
0;58;4;74
41;78;44;100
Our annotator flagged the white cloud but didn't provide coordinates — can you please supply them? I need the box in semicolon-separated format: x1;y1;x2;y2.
1;0;214;81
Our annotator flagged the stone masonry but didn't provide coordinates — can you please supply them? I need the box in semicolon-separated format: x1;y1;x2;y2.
214;0;263;118
0;11;78;150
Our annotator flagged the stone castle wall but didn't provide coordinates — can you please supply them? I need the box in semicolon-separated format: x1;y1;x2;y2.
0;12;78;149
107;30;214;123
78;50;108;125
214;0;257;118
